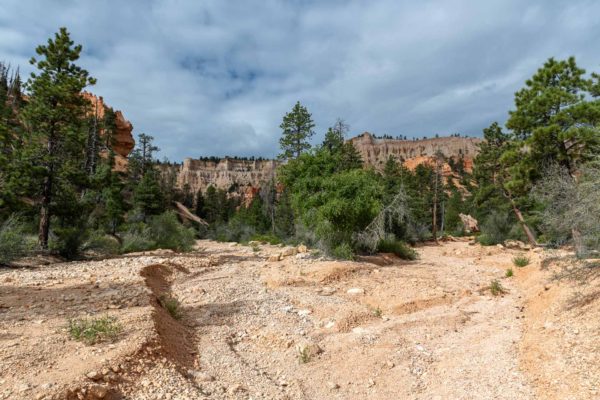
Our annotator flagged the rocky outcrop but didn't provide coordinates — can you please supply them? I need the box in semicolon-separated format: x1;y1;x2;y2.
83;92;135;171
177;133;482;200
350;132;481;172
177;158;279;199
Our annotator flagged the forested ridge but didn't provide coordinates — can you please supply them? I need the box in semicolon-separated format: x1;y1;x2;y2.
1;28;600;265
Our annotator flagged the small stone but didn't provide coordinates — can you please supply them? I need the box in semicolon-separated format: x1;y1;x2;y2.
88;384;108;399
268;254;281;262
327;381;340;390
86;371;101;381
189;370;215;382
346;288;365;295
297;309;311;317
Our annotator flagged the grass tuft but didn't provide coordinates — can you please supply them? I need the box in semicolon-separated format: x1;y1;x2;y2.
377;239;418;260
68;316;122;344
512;255;530;267
489;279;506;296
505;268;514;278
159;295;182;320
298;347;311;364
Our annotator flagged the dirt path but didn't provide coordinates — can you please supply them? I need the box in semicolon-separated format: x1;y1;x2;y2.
1;240;598;399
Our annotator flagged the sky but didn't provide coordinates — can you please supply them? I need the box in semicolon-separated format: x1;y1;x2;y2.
0;0;599;161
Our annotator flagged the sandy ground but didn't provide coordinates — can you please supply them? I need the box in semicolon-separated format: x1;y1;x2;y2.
0;240;598;399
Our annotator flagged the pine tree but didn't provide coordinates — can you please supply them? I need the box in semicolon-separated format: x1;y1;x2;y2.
279;101;315;160
133;169;164;221
20;27;96;248
323;118;348;153
506;57;600;177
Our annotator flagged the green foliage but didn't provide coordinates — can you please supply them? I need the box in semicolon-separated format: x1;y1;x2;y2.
477;211;514;245
377;238;417;260
331;243;354;260
512;255;530;267
279;101;315;160
20;27;96;249
0;216;34;264
133;169;165;220
159;294;182;320
147;211;196;252
121;212;196;253
81;231;121;256
489;279;506;296
505;268;514;278
121;224;154;253
68;316;122;344
49;225;88;259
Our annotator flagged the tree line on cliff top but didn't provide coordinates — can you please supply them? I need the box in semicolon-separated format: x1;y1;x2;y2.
1;28;600;264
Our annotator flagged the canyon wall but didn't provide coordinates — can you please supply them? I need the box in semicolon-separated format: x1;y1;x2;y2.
83;92;135;171
177;133;482;199
176;158;279;197
349;132;481;172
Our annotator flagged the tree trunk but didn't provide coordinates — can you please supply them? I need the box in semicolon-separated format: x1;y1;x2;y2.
39;125;56;250
505;192;537;246
38;172;52;249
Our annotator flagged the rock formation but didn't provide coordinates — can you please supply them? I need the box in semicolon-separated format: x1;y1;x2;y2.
176;158;279;200
83;92;135;171
177;133;482;201
349;132;481;172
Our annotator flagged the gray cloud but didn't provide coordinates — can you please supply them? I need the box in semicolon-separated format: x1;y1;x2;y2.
1;0;599;160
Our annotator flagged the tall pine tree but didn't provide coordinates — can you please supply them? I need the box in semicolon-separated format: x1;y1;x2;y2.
279;101;315;160
20;27;96;248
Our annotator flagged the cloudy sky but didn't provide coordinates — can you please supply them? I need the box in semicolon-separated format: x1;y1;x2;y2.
1;1;599;161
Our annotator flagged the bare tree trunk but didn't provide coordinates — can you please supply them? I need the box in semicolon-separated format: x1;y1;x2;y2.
505;192;537;246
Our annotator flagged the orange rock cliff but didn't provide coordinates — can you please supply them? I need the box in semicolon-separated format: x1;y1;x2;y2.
83;92;135;171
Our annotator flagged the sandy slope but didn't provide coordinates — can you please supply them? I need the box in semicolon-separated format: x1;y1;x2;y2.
0;241;597;399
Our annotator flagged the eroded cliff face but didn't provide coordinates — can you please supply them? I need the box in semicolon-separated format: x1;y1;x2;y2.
83;92;135;171
350;132;481;172
177;133;482;201
177;158;279;198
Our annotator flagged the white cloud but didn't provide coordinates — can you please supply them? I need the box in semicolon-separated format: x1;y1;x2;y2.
0;0;599;160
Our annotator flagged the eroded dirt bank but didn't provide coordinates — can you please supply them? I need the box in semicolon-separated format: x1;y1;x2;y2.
0;241;597;399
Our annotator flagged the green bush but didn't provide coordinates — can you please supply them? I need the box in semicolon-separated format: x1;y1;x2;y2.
489;279;506;296
81;231;120;256
121;223;155;253
0;216;33;264
121;212;196;253
147;211;196;251
505;268;514;277
331;242;354;260
512;255;530;267
477;211;512;245
49;225;88;259
68;316;122;344
377;239;418;260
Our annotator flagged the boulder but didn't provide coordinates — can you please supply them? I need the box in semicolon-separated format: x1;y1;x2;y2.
459;213;479;233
